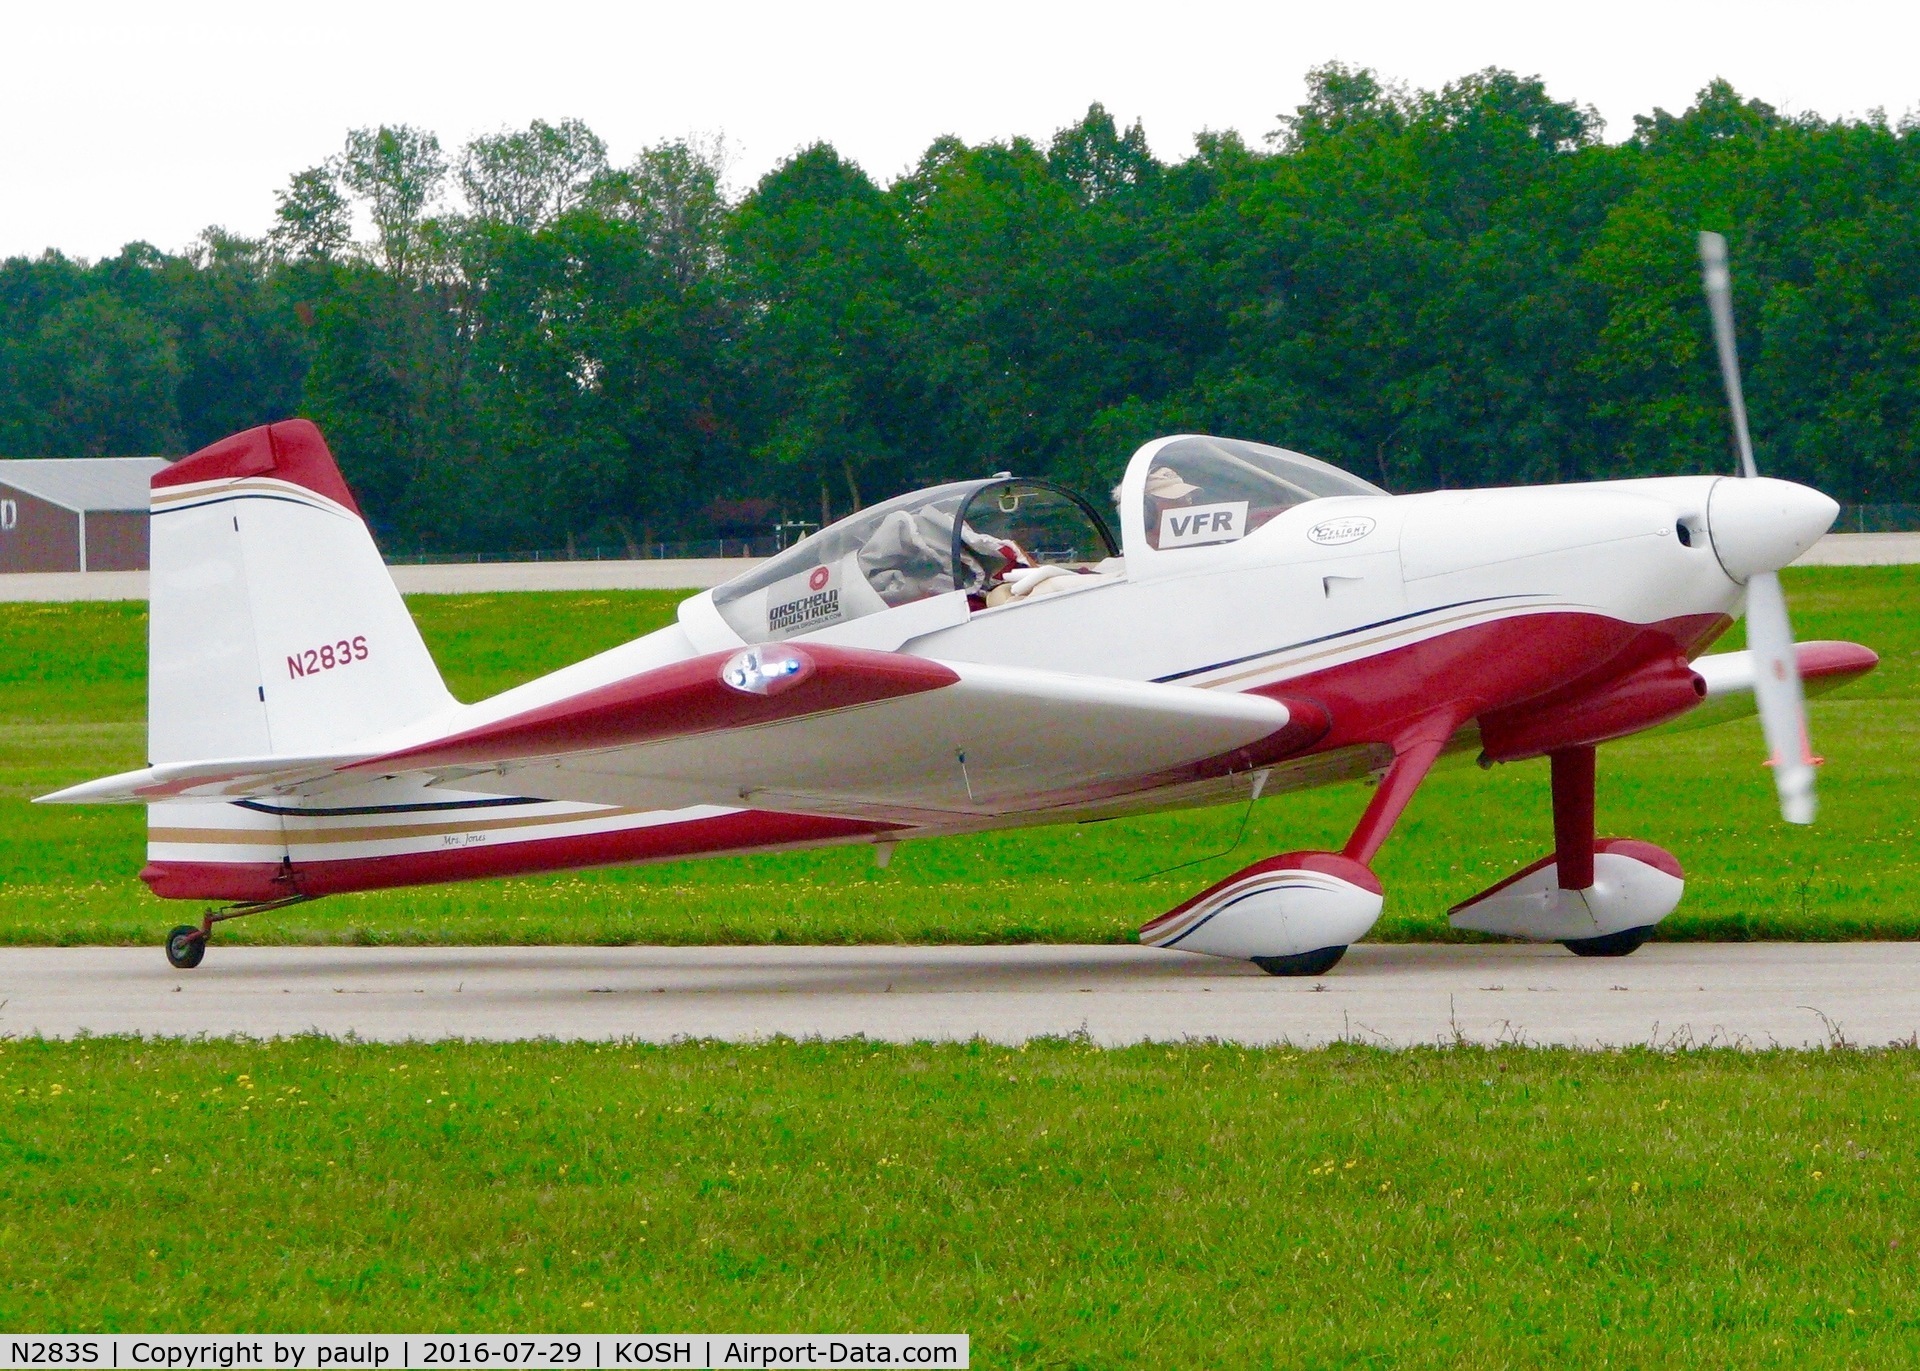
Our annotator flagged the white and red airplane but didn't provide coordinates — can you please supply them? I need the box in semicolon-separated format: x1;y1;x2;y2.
43;235;1878;972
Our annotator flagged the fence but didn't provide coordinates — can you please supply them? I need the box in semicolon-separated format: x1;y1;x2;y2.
1834;504;1920;533
384;536;783;565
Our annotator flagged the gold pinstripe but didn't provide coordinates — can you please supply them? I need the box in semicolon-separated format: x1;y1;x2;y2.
150;478;350;515
150;806;655;848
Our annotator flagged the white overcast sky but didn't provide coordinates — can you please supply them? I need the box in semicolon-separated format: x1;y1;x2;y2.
5;0;1918;261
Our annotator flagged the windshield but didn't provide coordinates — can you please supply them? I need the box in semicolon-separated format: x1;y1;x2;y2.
953;479;1116;586
1138;435;1386;550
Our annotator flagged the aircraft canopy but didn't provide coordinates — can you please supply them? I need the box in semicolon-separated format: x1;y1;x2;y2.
712;476;1117;642
1125;435;1386;552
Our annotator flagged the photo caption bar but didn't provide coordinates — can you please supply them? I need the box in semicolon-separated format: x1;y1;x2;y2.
0;1337;967;1370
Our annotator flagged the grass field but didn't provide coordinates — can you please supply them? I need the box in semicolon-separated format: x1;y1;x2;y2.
5;580;1917;1361
1;566;1913;948
3;1035;1918;1364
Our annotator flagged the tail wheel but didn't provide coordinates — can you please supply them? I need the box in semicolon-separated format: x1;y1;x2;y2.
165;926;206;970
1562;925;1655;958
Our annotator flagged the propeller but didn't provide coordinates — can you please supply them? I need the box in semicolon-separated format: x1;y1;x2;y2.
1697;230;1818;824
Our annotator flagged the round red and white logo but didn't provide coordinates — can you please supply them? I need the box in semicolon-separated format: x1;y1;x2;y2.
808;565;831;591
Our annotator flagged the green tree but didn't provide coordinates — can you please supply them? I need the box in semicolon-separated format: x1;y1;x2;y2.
460;118;611;229
1048;103;1157;203
338;125;449;280
270;166;352;262
730;143;926;517
450;135;744;551
7;289;183;456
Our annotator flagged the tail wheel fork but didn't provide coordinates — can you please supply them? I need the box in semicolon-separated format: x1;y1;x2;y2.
164;894;310;970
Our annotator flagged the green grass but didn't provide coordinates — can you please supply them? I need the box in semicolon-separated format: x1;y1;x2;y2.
1;567;1914;947
3;1036;1919;1364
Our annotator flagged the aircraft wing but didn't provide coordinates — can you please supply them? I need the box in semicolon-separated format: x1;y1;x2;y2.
1659;640;1879;735
41;643;1322;820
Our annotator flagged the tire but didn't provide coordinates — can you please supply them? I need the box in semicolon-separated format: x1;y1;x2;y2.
165;925;206;970
1252;945;1348;977
1563;925;1655;958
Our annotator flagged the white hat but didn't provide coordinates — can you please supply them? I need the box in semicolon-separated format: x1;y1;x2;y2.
1146;466;1200;500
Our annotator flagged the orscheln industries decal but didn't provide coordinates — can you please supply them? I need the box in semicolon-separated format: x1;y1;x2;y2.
767;561;845;637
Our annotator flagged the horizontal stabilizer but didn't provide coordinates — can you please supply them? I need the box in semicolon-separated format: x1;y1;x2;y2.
43;642;1320;820
38;752;371;805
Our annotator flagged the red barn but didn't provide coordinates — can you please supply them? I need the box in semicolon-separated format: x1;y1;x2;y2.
0;458;172;573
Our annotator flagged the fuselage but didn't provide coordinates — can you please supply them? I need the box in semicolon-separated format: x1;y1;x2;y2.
138;460;1817;904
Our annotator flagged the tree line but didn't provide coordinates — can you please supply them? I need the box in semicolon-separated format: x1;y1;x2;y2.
2;66;1916;554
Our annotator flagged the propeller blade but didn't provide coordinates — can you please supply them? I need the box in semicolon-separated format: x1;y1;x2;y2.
1699;231;1818;824
1698;231;1759;480
1743;570;1818;824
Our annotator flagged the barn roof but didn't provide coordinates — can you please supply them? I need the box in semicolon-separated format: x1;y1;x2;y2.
0;458;173;512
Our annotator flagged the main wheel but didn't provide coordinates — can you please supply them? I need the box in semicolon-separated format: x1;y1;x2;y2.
165;925;206;970
1252;945;1348;977
1562;925;1655;958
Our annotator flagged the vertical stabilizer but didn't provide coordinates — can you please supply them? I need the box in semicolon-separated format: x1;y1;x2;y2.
148;420;456;764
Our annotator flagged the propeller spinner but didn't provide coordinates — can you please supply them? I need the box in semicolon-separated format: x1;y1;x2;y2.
1697;230;1825;824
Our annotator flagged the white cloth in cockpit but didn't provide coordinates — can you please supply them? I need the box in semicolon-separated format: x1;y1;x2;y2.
859;508;956;605
859;507;1016;605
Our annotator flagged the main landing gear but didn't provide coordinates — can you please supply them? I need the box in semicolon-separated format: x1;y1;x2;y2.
164;895;310;969
1449;745;1684;955
1139;726;1457;976
1140;728;1687;976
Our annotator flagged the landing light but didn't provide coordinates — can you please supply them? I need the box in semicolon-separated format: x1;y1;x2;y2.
720;645;814;696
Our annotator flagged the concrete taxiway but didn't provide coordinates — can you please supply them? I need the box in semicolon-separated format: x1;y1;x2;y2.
0;943;1913;1047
